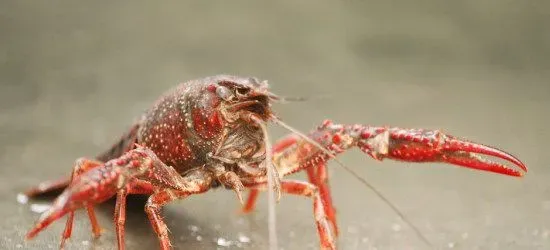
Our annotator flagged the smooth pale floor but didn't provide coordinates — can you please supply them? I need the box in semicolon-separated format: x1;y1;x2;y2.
1;1;549;249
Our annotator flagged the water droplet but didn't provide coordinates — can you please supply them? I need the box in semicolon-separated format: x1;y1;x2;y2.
16;193;28;204
188;225;199;232
238;234;250;243
30;204;51;213
196;235;202;241
448;242;456;248
82;240;89;246
216;237;232;247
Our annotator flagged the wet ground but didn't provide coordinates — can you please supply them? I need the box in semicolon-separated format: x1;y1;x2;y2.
1;1;549;249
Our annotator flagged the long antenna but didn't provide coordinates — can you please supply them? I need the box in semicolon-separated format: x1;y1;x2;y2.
250;116;280;250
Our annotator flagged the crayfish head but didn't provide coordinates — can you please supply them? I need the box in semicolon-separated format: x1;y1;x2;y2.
210;75;275;122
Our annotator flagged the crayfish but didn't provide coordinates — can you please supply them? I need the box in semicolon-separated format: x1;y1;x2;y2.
23;75;527;250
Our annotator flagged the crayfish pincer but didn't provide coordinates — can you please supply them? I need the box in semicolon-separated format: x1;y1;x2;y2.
23;75;527;250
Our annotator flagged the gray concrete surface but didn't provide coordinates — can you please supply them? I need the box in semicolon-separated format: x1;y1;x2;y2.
1;1;549;249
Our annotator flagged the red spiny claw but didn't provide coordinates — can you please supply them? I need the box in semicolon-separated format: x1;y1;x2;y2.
26;165;122;240
359;128;527;177
25;146;185;242
436;133;526;176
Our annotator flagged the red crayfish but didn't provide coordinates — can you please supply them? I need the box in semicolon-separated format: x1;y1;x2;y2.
23;75;527;250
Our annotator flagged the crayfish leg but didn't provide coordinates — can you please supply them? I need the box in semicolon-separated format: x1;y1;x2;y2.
242;134;339;236
241;189;260;213
113;180;154;250
145;190;190;250
242;164;340;241
246;180;336;250
144;169;214;250
241;135;298;213
306;163;338;237
114;189;128;250
281;180;335;250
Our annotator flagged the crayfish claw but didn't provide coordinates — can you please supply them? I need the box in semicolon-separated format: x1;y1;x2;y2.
26;191;72;240
443;150;525;177
359;128;528;177
443;136;527;173
439;136;527;177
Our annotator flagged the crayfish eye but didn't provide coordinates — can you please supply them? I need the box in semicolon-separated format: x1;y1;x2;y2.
216;86;235;101
235;87;251;97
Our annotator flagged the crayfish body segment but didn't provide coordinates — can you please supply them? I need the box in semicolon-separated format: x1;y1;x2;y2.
23;75;527;250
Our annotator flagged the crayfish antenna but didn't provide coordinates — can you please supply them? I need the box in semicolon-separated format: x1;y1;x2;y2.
268;91;333;104
267;91;307;103
271;116;434;249
250;115;280;250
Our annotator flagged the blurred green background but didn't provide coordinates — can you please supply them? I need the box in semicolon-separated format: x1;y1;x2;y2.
1;1;548;249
